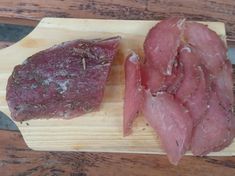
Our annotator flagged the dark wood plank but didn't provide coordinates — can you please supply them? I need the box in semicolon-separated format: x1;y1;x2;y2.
0;16;37;26
0;130;235;176
0;0;234;40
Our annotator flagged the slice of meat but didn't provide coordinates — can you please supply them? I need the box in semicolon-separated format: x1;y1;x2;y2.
122;18;234;164
184;21;234;126
142;90;192;165
164;58;184;94
140;63;165;93
144;17;185;75
176;45;201;100
191;92;235;156
176;45;209;125
123;52;143;136
6;36;121;121
184;67;209;126
141;56;184;94
214;60;233;110
184;22;227;74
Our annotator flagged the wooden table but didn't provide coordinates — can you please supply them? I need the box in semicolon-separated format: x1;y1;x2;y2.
0;1;235;175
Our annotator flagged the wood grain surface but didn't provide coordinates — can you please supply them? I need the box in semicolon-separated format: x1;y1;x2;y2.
0;0;235;41
0;130;235;176
1;18;233;155
0;1;234;175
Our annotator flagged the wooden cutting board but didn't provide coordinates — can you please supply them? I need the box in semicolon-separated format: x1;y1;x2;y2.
0;18;234;155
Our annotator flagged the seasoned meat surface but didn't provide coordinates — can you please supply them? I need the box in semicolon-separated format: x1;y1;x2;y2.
7;37;120;121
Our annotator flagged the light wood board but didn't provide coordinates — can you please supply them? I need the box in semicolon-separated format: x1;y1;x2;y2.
0;18;234;155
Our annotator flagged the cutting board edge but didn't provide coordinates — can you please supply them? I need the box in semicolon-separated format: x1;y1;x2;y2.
0;18;226;60
0;18;232;155
25;142;235;157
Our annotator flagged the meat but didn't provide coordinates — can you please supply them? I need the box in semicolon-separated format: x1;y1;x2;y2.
142;90;192;165
143;17;185;93
176;46;201;101
141;54;184;94
164;59;184;94
184;22;234;154
124;18;235;165
214;60;233;110
140;63;165;93
191;92;235;156
144;17;184;75
184;22;233;111
123;52;143;136
184;22;227;74
6;36;120;121
176;46;209;125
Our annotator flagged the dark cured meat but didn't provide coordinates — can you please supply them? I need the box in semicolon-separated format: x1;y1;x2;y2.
144;17;184;75
7;37;120;121
142;90;192;165
123;52;143;136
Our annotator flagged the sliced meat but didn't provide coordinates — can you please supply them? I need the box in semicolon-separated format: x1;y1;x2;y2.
214;60;233;110
184;21;234;129
123;52;143;136
140;63;165;93
141;56;184;94
6;37;121;121
164;58;184;94
176;45;201;100
123;18;234;164
176;45;209;125
142;90;192;165
184;22;227;74
191;92;235;156
144;17;185;75
184;67;209;126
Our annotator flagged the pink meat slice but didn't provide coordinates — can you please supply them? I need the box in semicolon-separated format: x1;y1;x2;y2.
140;63;165;93
144;17;185;75
141;56;184;94
6;37;120;121
142;90;192;165
123;52;143;136
184;22;235;149
184;68;209;126
164;57;184;94
191;92;235;156
214;60;233;110
184;22;227;74
123;18;234;164
176;45;209;125
177;46;201;100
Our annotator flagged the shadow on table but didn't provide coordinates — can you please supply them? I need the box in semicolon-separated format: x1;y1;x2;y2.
0;111;19;131
0;23;33;42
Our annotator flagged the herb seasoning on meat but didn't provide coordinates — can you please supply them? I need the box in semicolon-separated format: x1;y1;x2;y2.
6;36;121;121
